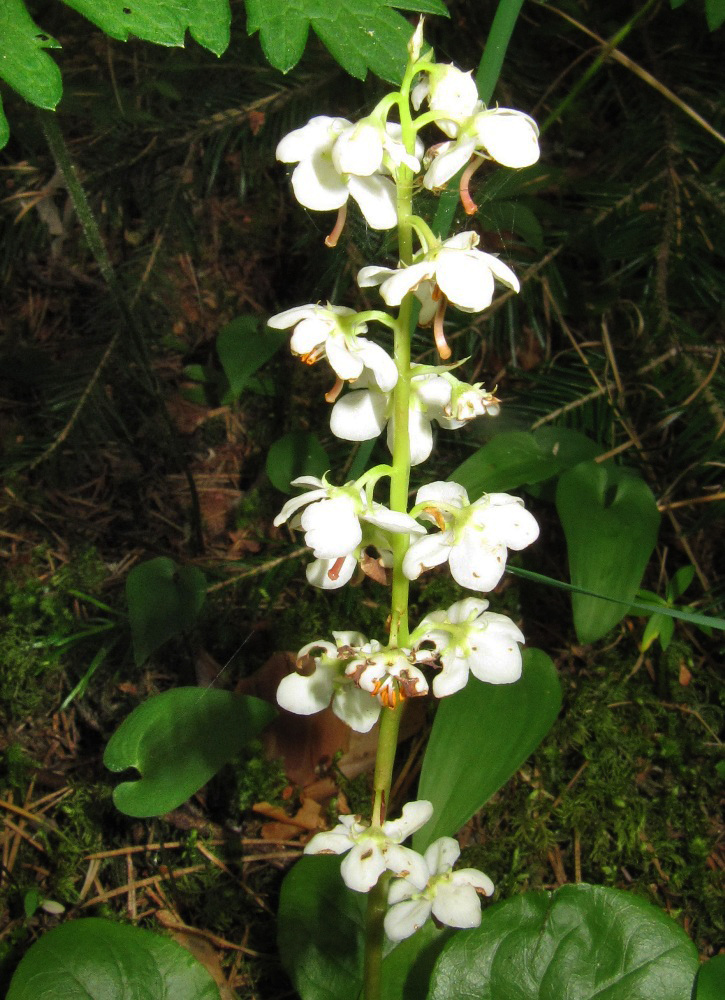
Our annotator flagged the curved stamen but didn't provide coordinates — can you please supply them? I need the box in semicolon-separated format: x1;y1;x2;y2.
325;376;345;403
325;203;348;248
459;154;485;216
432;293;452;360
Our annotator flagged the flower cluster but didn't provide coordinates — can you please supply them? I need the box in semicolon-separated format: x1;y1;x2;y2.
269;20;541;947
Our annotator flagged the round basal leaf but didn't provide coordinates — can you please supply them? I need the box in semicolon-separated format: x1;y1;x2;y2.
451;428;601;500
414;648;561;852
126;556;206;666
695;954;725;1000
277;855;450;1000
7;917;219;1000
267;431;329;494
217;315;286;404
556;461;660;643
104;687;276;817
428;884;699;1000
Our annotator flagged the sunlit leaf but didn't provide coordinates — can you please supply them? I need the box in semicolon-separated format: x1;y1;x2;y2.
6;918;219;999
556;462;660;643
126;556;206;666
428;884;698;1000
104;687;275;817
414;649;561;851
696;954;725;1000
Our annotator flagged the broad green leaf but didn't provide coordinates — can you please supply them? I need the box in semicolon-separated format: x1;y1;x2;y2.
0;94;9;150
556;462;660;643
669;564;695;601
428;884;698;1000
382;0;449;13
277;855;450;1000
60;0;231;55
217;315;286;404
104;687;275;816
696;954;725;1000
126;556;206;666
479;199;544;251
451;428;601;500
706;0;725;29
245;0;442;83
0;1;62;109
414;649;561;851
266;431;329;494
7;918;219;999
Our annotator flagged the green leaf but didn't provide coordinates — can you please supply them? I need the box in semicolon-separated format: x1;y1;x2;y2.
277;855;450;1000
428;884;698;1000
0;94;9;150
104;687;276;817
6;918;219;999
0;1;62;109
556;462;660;643
414;648;561;852
382;0;449;14
60;0;231;55
451;428;601;500
705;0;725;29
266;431;329;494
696;955;725;1000
245;0;432;82
217;315;286;404
126;556;206;666
668;564;695;601
479;199;544;251
23;888;41;919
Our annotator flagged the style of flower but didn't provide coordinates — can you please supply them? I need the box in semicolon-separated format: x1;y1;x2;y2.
267;303;397;396
404;481;539;592
276;632;382;733
345;644;429;708
384;836;494;941
411;64;480;138
412;597;525;697
276;116;420;232
357;231;519;316
304;800;433;893
424;106;540;190
330;370;454;466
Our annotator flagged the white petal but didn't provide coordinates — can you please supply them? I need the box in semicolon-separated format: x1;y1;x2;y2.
268;304;316;329
406;409;435;467
332;630;367;648
475;496;539;549
468;629;523;685
363;504;426;536
382;800;434;841
378;262;435;306
424;837;461;876
306;555;357;590
411;79;430;111
331;389;388;442
436;248;495;312
387;876;419;906
475;109;540;168
414;374;452;409
384;898;432;941
415;481;469;507
451;867;495;895
273;488;327;527
402;533;452;580
325;337;365;381
385;844;430;889
442;230;479;251
289;317;330;356
357;265;395;289
332;685;381;733
432;881;483;928
333;122;384;176
356;340;398;392
480;252;520;293
446;597;489;624
424;137;477;189
301;496;361;558
276;667;334;715
347;175;398;230
432;653;470;697
341;840;386;892
276;116;348;162
291;155;348;212
304;829;354;855
449;537;507;592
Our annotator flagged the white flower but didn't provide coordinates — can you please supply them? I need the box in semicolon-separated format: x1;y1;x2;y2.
412;65;480;138
329;370;454;466
404;481;539;592
413;597;525;697
268;303;397;391
384;836;494;941
276;633;381;732
424;106;540;189
276;116;419;230
345;644;429;708
357;231;519;314
438;373;500;426
305;800;433;892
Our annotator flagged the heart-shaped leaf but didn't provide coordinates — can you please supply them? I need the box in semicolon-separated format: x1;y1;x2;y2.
126;557;206;666
452;428;601;500
414;648;561;851
7;917;219;999
428;884;698;1000
104;687;276;817
266;431;330;494
217;315;286;404
556;461;660;643
277;855;451;1000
